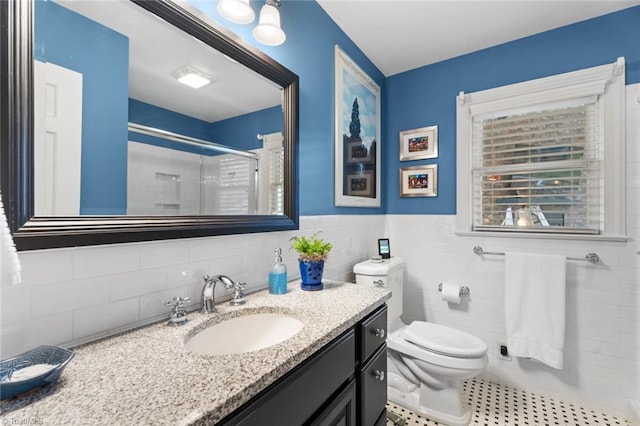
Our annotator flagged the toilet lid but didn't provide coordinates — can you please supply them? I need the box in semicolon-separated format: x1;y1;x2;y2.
400;321;487;358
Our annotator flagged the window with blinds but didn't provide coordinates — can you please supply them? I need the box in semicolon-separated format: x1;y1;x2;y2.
472;100;602;234
216;156;254;214
267;145;284;214
456;57;626;239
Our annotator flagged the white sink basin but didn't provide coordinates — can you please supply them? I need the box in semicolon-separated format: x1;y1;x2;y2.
185;313;304;356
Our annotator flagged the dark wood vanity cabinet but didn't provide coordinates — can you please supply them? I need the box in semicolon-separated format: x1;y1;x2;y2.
220;304;388;426
357;305;388;425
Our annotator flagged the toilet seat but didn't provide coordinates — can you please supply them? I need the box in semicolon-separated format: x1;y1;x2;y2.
401;321;487;358
388;322;488;370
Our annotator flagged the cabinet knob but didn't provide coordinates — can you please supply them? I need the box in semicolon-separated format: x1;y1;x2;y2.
373;370;385;381
374;328;385;339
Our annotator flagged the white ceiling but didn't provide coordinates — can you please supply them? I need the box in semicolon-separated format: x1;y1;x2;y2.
317;0;640;77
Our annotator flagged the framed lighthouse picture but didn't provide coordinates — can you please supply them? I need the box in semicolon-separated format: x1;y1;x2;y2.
334;45;381;208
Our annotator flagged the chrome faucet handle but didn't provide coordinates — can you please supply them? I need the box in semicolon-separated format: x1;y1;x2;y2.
164;296;191;326
217;275;237;290
229;282;247;306
164;296;190;308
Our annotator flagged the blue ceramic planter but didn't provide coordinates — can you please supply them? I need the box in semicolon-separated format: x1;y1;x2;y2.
299;260;324;291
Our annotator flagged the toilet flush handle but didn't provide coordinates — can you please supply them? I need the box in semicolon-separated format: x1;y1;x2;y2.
373;279;384;287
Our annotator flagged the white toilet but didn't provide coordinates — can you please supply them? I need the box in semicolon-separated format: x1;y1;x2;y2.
354;257;488;426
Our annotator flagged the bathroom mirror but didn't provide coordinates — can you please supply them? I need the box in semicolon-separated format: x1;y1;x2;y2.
0;0;299;250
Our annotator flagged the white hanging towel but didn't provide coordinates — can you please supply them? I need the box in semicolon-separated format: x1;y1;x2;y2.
504;252;566;369
0;193;21;286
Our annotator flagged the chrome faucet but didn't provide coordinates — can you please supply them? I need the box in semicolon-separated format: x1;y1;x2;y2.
201;274;243;313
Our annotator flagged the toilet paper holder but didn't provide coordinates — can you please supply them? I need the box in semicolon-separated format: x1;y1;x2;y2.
437;283;470;296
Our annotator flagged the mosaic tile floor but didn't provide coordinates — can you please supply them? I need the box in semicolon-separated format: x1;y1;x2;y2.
386;378;629;426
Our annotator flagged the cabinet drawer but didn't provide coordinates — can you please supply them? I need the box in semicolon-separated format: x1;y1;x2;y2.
221;330;355;426
359;344;387;426
360;305;387;362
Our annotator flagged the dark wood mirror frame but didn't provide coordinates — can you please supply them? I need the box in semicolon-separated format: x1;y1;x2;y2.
1;0;299;251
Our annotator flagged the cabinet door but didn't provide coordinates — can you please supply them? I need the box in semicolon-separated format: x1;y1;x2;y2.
374;409;388;426
359;344;387;426
309;380;357;426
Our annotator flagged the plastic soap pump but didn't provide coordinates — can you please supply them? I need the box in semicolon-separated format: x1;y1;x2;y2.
269;247;288;294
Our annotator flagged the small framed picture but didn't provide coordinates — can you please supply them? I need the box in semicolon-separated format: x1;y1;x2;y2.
346;141;373;164
399;125;438;161
346;171;374;197
399;165;437;197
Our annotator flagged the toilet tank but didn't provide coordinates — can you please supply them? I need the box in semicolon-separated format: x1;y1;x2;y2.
353;257;405;325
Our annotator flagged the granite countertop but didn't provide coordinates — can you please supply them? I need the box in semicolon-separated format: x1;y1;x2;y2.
0;280;390;425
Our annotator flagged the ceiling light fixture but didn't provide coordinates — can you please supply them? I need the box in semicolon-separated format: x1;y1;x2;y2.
216;0;255;25
173;66;214;89
252;0;286;46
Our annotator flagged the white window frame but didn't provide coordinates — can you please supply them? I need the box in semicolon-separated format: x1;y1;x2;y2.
456;57;627;241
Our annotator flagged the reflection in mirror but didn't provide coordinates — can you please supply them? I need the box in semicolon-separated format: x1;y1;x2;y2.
33;0;284;216
1;0;299;250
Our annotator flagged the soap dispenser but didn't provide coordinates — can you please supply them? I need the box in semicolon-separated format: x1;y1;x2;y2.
269;247;288;294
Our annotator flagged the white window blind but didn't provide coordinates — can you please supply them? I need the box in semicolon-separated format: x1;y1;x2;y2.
257;132;284;215
472;99;602;234
267;144;284;214
217;156;252;214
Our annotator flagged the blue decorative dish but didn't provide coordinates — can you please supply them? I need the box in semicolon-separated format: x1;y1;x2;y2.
0;345;74;400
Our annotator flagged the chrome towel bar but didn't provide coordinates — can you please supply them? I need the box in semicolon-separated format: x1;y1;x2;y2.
473;246;600;264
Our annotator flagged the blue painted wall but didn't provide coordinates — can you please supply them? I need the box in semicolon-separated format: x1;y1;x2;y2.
129;99;279;155
35;0;129;215
129;98;220;157
190;2;639;217
385;6;640;215
209;106;282;152
38;1;639;217
188;0;387;215
129;99;215;144
36;1;280;212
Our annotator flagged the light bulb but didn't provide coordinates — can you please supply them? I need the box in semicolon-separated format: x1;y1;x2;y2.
253;3;286;46
217;0;255;25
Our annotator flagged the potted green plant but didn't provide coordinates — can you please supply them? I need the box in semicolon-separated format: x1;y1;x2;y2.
290;231;333;291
